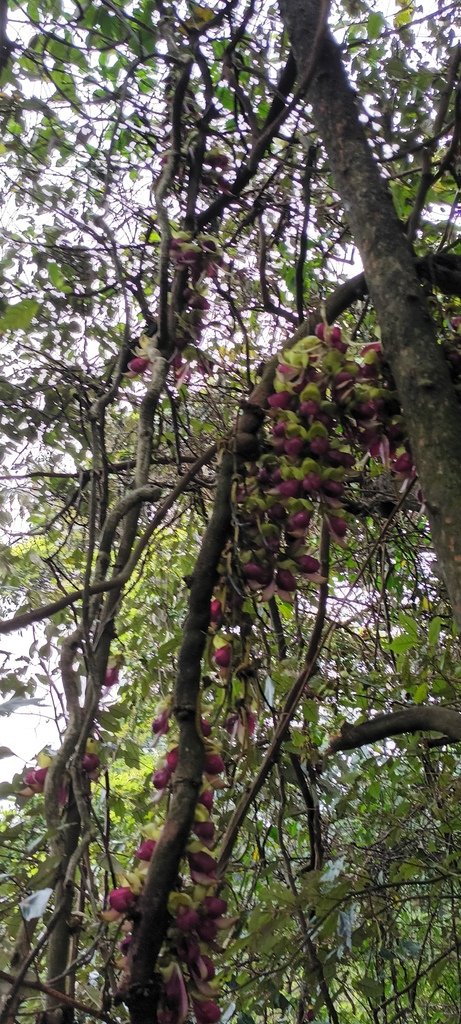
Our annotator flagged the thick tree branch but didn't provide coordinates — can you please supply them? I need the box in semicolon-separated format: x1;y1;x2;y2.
325;252;461;321
327;705;461;755
124;451;234;1024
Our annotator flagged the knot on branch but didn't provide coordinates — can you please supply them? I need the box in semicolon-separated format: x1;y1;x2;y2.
174;702;198;722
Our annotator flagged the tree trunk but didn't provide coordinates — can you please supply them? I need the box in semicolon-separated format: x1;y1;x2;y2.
279;0;461;628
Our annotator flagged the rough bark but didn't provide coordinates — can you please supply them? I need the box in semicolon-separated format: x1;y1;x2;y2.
279;0;461;629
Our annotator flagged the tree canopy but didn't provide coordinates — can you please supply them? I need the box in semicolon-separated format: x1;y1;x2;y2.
1;1;461;1023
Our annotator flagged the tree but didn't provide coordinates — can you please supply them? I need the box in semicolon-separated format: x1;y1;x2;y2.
1;0;461;1022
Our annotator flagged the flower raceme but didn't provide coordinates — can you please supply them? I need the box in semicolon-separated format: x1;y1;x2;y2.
103;703;230;1024
22;740;102;796
228;322;423;612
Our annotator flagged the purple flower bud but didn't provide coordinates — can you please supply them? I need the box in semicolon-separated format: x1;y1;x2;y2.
199;789;214;811
334;371;355;391
328;449;354;468
204;753;225;775
257;466;272;486
152;765;172;790
321;480;344;498
392;452;414;476
163;962;189;1024
299;399;320;418
225;712;238;739
192;999;221;1024
267;502;287;523
315;323;347;352
354;399;381;420
267;392;293;410
361;341;381;357
188;851;217;877
327;516;348;538
284;437;305;458
203;896;228;918
152;708;170;736
309;436;329;456
194;820;215;842
209;599;222;625
166;748;179;770
127;356;150;374
108;887;135;913
286;510;311;532
135;839;157;861
176;907;201;932
296;555;320;574
302;472;322;493
242;562;273;585
277;479;301;499
275;569;297;592
120;934;132;955
196;954;215;981
24;766;48;792
81;753;100;773
214;645;231;669
197;917;218;942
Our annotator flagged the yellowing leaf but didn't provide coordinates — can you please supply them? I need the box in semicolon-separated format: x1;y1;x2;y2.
394;7;412;27
190;3;214;24
37;752;53;768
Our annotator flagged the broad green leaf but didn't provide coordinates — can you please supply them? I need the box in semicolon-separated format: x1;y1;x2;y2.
0;300;39;331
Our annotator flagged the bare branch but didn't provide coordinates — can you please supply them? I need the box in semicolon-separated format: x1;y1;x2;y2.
327;706;461;755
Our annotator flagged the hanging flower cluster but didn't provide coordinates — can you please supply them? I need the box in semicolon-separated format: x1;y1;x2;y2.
22;739;102;799
127;226;223;386
231;323;417;601
200;321;425;735
104;714;232;1024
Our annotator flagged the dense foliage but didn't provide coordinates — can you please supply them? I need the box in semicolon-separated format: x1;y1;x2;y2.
1;1;461;1023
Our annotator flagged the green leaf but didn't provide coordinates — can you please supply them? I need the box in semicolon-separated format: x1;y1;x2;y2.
412;682;428;703
0;299;39;331
428;615;442;646
357;977;383;1001
47;262;67;290
367;12;385;38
